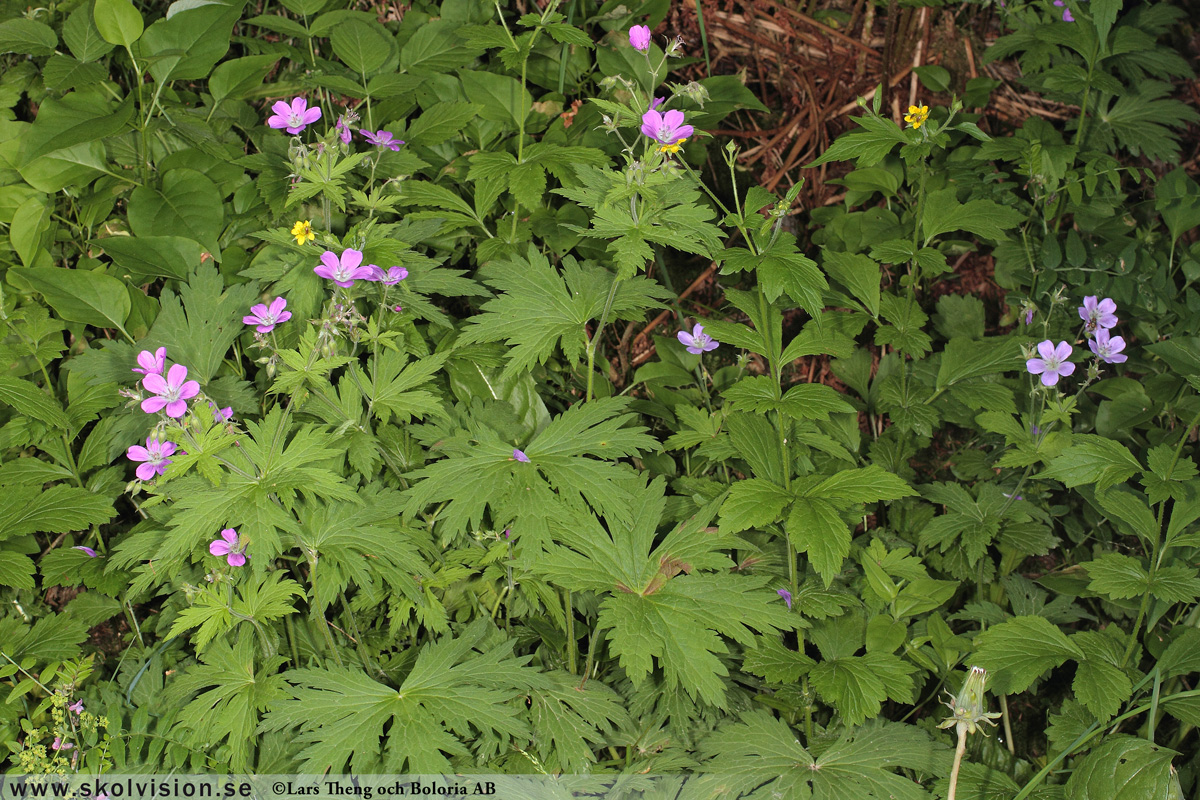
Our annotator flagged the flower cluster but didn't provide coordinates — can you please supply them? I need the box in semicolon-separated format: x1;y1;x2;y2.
1078;295;1127;365
313;248;409;290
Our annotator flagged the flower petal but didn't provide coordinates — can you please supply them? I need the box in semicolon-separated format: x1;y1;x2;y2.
142;373;168;394
127;446;150;462
166;363;189;388
210;540;232;556
1036;340;1056;360
221;528;239;544
141;396;168;414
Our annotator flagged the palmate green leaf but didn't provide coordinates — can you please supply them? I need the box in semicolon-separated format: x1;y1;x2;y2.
529;671;630;773
260;619;533;772
146;264;261;384
821;250;880;317
460;248;668;381
809;651;918;726
1071;630;1132;721
693;712;947;800
236;409;359;512
0;375;69;429
6;614;89;663
351;349;446;426
934;337;1024;392
1083;552;1149;599
806;114;909;169
920;188;1024;243
1041;435;1142;491
1064;735;1176;800
538;479;790;706
1158;628;1200;679
0;484;115;542
1096;82;1199;163
167;636;288;772
972;615;1083;695
718;478;791;534
0;551;35;590
403;397;656;541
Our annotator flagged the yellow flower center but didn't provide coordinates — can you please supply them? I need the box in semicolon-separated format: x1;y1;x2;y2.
659;137;687;155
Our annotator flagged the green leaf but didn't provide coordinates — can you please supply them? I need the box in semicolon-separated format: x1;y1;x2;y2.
1158;628;1200;679
93;0;144;47
135;0;244;84
0;551;35;590
0;375;70;429
1040;435;1142;491
806;114;908;169
1148;564;1200;604
208;55;280;104
822;251;881;317
809;651;918;725
0;485;116;542
1084;553;1149;600
1064;736;1176;800
921;188;1024;243
787;497;850;586
528;671;628;773
1094;488;1158;546
261;619;533;772
127;168;224;257
331;19;392;75
1072;630;1132;721
935;337;1024;392
9;267;131;333
718;478;792;534
8;614;88;663
0;19;57;56
20;92;136;166
63;3;115;62
460;69;531;128
973;616;1083;695
98;235;203;282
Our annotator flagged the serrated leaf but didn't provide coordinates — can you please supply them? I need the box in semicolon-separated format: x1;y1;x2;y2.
921;188;1024;243
1040;435;1142;491
973;616;1083;695
1064;736;1176;800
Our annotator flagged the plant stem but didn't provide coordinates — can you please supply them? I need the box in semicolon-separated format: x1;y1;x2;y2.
947;725;967;800
586;274;622;402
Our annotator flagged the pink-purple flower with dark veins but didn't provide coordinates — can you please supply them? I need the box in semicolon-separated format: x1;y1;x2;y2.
1088;328;1128;364
315;249;375;288
677;323;719;355
640;108;694;146
243;296;292;333
512;449;530;463
210;528;247;567
359;130;404;151
266;97;321;134
141;364;200;418
368;266;409;285
629;25;651;52
133;347;166;377
1026;340;1076;387
1078;296;1117;332
127;436;176;481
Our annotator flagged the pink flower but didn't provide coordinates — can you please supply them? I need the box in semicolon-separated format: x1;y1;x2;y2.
335;116;352;144
51;737;73;750
629;25;651;52
74;546;98;557
209;528;247;567
68;700;83;714
1026;340;1075;387
127;436;177;481
512;449;530;463
640;108;694;149
1078;296;1117;332
368;266;408;285
777;588;793;609
266;97;321;134
677;323;719;354
315;249;375;288
133;347;166;377
210;403;233;422
359;130;404;151
243;296;292;333
1088;328;1128;364
141;364;200;418
650;96;665;111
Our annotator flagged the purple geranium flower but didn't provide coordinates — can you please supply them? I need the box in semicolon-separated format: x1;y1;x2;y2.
629;25;651;52
73;546;98;557
266;97;321;134
68;700;83;714
1024;308;1034;325
368;265;408;285
141;364;200;418
359;130;404;151
243;296;292;333
650;96;665;111
640;108;694;146
777;588;793;610
512;449;530;463
52;737;72;751
133;347;166;377
210;403;233;423
209;528;247;567
1078;296;1117;332
315;249;375;288
1026;340;1075;387
127;436;177;481
1089;328;1128;364
677;323;719;355
336;116;352;144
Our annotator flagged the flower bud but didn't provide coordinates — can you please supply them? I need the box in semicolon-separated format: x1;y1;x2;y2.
938;666;1001;735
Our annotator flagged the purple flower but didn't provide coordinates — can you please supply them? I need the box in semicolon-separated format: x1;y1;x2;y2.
359;130;404;151
335;116;352;144
266;97;321;134
1089;328;1128;364
640;108;694;147
315;249;375;288
68;700;83;714
210;403;233;423
51;737;72;751
141;364;200;418
1063;8;1074;20
209;528;247;567
677;323;719;355
1026;340;1075;387
1002;492;1024;501
650;96;665;111
1031;424;1042;435
133;347;166;377
503;528;512;539
629;25;651;52
243;296;292;333
512;449;530;463
368;265;408;285
1078;296;1117;332
777;588;793;609
1024;308;1034;326
73;546;97;557
127;436;177;481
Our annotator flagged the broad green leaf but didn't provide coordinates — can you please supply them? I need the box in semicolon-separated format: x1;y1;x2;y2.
0;551;35;590
921;188;1024;243
0;18;57;56
208;55;280;104
822;251;880;317
136;0;244;84
973;615;1083;695
331;19;392;75
0;375;70;429
935;337;1024;392
809;651;918;725
808;465;916;506
718;478;791;534
806;114;908;169
97;235;204;282
787;497;850;586
460;69;531;128
1158;628;1200;679
1084;553;1149;599
1040;435;1142;491
9;266;131;333
127;168;224;256
20;91;136;166
1064;736;1176;800
93;0;144;46
64;1;116;61
10;195;51;268
0;485;115;542
1072;630;1132;721
7;614;89;663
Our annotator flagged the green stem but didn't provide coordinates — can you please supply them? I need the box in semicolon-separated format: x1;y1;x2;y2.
564;588;577;674
585;274;622;402
947;726;967;800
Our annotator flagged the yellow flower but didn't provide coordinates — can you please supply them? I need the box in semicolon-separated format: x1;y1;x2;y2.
291;220;315;245
905;105;930;129
659;137;688;155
